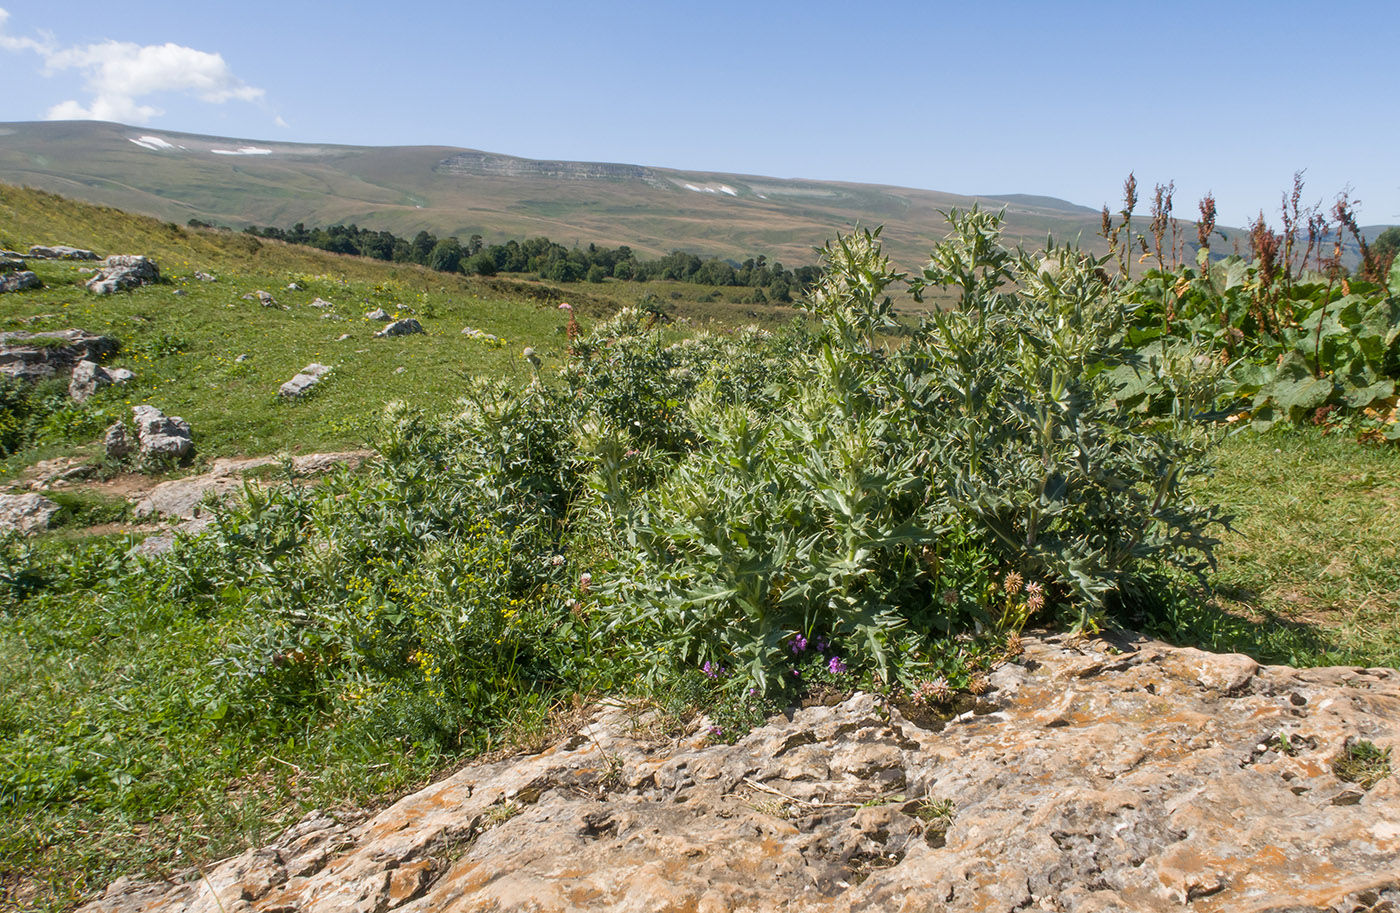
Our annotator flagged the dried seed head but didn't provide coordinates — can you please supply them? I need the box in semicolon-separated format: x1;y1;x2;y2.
914;677;954;707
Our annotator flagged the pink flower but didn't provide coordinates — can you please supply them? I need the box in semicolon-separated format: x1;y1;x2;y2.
558;302;573;311
579;572;592;593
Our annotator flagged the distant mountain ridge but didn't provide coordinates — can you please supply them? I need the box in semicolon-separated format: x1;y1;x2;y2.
0;119;1353;269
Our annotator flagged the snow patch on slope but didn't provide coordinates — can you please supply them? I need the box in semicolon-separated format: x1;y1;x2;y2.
681;181;739;197
210;146;273;156
128;135;175;151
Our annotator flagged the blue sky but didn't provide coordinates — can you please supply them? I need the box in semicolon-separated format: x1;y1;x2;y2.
1;0;1395;228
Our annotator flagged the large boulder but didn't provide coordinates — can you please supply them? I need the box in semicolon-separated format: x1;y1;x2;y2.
0;330;120;382
278;363;332;398
69;360;134;403
374;318;424;338
28;245;98;261
0;256;25;272
86;256;160;295
131;405;192;459
74;633;1400;913
0;270;40;293
0;493;59;534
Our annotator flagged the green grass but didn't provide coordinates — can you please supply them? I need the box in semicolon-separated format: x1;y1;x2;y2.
0;186;802;480
0;548;472;911
1142;427;1400;668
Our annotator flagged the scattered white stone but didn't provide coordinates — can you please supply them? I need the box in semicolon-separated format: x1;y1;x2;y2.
279;363;332;398
310;297;335;308
235;354;250;363
193;271;216;282
365;308;390;321
287;282;302;291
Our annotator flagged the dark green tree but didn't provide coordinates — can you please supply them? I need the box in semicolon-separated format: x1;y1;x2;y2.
428;237;464;273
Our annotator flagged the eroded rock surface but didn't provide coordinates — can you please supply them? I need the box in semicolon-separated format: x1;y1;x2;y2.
376;318;424;338
0;269;40;292
29;244;98;260
132;450;372;520
0;329;120;381
69;359;134;402
0;492;59;534
131;405;192;460
78;634;1400;913
87;255;161;294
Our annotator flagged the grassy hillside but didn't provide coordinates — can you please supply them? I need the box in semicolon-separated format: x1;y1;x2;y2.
0;184;803;474
0;120;1124;269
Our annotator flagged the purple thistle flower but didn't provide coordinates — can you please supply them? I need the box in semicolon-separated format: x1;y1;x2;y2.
790;633;808;654
828;656;848;676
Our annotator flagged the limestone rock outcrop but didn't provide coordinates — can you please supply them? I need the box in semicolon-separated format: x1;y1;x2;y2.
375;317;424;338
29;244;98;260
77;633;1400;913
86;255;161;294
0;493;59;534
104;422;134;460
132;450;372;521
131;405;192;460
0;269;40;292
69;359;134;402
278;363;332;398
0;330;120;381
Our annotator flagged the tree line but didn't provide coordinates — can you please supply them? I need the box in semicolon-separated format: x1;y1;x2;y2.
217;220;823;300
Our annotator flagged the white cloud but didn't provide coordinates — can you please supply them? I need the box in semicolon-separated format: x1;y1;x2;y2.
0;7;264;124
274;115;289;128
0;8;53;54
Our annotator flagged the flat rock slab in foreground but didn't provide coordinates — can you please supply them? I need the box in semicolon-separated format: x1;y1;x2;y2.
81;634;1400;913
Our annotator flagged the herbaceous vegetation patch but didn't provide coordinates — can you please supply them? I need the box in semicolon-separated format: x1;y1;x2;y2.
10;194;1400;910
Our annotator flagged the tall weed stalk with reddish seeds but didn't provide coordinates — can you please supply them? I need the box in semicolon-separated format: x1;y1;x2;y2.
1119;173;1138;280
